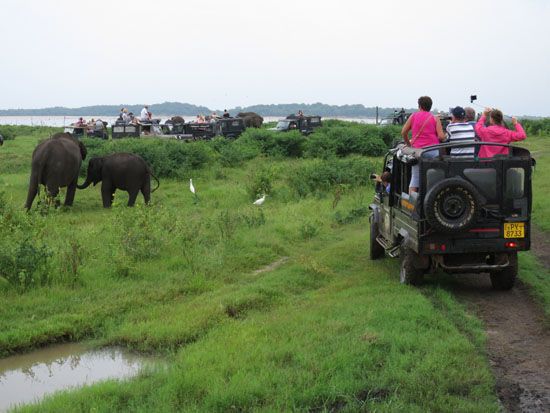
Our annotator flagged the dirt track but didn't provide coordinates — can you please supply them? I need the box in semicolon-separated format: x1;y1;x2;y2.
451;274;550;412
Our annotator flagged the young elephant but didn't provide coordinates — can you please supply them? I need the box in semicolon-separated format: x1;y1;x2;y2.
77;153;159;207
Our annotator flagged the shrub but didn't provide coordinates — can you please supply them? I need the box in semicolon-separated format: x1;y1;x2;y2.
81;138;213;178
0;192;52;291
246;164;275;200
305;124;388;158
238;129;305;158
520;118;550;136
288;157;376;197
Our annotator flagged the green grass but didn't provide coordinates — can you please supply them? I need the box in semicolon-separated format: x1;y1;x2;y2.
516;135;550;315
0;129;529;412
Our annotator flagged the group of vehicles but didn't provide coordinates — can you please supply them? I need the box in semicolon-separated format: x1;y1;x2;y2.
64;113;324;141
369;141;534;290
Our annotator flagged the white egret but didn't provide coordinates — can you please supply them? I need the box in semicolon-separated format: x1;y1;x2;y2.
253;194;266;206
189;179;195;194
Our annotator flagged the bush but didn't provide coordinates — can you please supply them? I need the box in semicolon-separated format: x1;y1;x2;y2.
210;137;260;167
81;138;213;178
305;124;388;158
0;192;52;291
288;157;376;197
237;129;306;158
520;118;550;136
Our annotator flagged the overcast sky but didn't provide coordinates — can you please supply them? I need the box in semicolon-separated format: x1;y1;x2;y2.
1;0;549;115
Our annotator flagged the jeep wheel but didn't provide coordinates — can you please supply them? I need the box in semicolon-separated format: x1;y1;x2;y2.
369;220;385;260
399;246;424;285
424;178;482;233
490;252;517;290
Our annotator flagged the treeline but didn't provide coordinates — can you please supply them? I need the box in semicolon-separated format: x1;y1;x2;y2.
0;101;413;118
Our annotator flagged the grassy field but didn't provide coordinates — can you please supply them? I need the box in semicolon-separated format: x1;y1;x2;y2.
1;127;547;412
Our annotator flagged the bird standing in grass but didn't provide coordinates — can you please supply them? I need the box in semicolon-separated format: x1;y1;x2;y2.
253;194;266;206
189;178;199;203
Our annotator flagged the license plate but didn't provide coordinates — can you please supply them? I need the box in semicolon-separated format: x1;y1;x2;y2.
504;222;525;238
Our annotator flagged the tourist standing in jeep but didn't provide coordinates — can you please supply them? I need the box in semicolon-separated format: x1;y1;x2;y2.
400;96;446;193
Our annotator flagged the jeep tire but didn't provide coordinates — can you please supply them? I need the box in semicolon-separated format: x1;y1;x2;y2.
369;219;385;260
490;252;517;290
399;245;424;285
424;178;482;233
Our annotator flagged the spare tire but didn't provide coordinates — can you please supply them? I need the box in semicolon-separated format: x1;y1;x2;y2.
424;178;482;233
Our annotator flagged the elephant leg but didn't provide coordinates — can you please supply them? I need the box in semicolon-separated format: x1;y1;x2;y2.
127;189;139;207
141;179;151;205
101;183;114;208
64;179;77;206
25;173;39;209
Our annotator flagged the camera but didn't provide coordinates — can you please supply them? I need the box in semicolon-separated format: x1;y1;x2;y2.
370;173;377;180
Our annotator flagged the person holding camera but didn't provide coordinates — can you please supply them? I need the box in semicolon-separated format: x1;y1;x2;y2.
372;171;392;194
475;108;526;158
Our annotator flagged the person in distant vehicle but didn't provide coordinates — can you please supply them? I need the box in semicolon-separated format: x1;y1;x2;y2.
122;108;130;124
475;108;526;158
223;109;230;118
297;110;304;118
401;96;446;193
446;106;476;157
75;117;86;127
140;105;149;122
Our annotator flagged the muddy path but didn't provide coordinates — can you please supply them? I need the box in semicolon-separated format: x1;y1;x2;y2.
447;274;550;412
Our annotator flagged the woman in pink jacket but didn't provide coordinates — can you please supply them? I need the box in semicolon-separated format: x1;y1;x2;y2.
475;108;526;158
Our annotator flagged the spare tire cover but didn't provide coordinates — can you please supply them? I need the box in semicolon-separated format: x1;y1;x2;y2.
424;178;482;233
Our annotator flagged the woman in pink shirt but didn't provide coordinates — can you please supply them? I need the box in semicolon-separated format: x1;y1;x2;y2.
401;96;446;193
475;108;526;158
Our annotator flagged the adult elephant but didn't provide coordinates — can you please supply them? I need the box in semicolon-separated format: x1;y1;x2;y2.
170;115;185;123
25;132;87;210
0;134;4;146
77;153;159;207
237;112;264;128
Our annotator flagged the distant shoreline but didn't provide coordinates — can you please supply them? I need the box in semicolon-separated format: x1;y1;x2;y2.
0;102;413;118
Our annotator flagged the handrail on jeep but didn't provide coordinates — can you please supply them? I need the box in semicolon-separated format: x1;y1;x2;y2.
393;141;531;160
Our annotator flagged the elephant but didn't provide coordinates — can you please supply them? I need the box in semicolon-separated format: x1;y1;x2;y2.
237;112;263;128
25;132;87;210
170;116;185;124
77;153;159;207
0;134;4;146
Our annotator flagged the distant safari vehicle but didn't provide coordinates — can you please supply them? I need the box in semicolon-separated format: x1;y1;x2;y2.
64;122;108;139
369;142;533;290
160;118;246;141
111;122;141;139
270;115;322;135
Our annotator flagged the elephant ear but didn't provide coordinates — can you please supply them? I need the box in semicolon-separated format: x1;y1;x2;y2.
78;140;87;160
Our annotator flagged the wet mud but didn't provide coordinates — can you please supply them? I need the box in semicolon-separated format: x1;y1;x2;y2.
450;274;550;412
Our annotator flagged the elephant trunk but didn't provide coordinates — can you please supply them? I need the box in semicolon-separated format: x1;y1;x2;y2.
77;179;92;189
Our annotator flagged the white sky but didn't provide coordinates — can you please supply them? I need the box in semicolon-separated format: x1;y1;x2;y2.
1;0;549;115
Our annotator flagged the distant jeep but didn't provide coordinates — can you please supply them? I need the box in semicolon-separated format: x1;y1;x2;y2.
369;142;533;290
270;115;322;135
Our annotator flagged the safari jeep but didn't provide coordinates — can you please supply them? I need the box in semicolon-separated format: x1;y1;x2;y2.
369;142;533;290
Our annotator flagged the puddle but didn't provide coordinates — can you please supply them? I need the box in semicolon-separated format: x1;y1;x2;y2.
0;343;155;412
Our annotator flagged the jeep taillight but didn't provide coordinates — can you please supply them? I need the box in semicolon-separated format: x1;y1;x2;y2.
427;243;446;251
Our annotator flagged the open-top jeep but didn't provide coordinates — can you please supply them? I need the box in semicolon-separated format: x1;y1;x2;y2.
369;142;533;290
270;115;322;135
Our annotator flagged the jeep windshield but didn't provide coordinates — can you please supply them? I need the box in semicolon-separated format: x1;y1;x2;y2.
275;120;291;130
